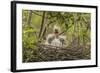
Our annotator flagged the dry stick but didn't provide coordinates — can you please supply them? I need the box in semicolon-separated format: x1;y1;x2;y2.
34;43;82;52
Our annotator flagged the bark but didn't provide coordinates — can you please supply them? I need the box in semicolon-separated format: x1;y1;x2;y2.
27;10;32;25
38;12;46;38
27;10;32;37
41;20;56;39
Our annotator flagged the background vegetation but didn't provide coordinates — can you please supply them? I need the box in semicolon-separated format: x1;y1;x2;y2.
22;10;91;62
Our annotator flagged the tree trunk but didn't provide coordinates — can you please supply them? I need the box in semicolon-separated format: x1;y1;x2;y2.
27;10;32;37
38;11;46;39
73;13;79;46
27;10;32;25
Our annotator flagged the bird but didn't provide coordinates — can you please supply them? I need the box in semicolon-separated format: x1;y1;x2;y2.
45;25;66;48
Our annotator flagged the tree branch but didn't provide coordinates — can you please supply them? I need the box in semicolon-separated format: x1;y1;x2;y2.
32;11;50;19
